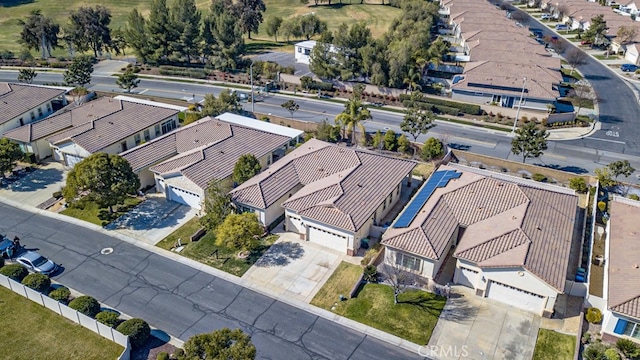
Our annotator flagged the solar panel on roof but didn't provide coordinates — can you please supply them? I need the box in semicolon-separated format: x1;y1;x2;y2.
393;170;461;228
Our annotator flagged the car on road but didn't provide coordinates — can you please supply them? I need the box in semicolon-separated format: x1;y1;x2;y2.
621;64;639;72
16;251;58;275
369;102;385;107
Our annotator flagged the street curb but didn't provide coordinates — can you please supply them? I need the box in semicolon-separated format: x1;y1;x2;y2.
0;196;424;356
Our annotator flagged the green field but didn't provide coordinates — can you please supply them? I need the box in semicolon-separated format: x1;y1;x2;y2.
0;0;398;54
0;286;123;360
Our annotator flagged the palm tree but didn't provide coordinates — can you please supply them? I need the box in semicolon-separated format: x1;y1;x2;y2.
335;96;371;147
402;67;422;93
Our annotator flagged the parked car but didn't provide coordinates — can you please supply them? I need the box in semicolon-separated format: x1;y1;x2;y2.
555;24;568;30
0;237;15;258
580;40;592;46
16;251;58;275
541;14;552;20
621;64;639;72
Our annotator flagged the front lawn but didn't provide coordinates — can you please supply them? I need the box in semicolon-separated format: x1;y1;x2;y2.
61;197;143;226
157;218;278;277
533;329;575;360
0;286;123;359
316;282;446;345
311;262;363;309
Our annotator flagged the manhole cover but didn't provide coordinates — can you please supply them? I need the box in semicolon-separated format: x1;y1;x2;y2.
100;247;114;255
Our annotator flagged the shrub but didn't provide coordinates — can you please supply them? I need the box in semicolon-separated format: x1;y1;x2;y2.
96;311;120;328
398;94;482;115
21;273;51;293
421;137;444;161
0;264;28;282
52;191;63;199
584;343;608;360
363;265;378;282
116;318;151;348
616;338;640;358
582;332;592;344
585;307;603;324
569;177;588;193
604;348;621;360
173;348;185;358
532;173;547;182
69;295;101;318
49;286;70;303
629;194;640;201
597;201;607;212
157;352;170;360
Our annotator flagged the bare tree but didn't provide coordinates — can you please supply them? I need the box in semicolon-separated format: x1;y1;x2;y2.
531;0;542;9
569;80;596;115
381;263;418;305
617;26;639;46
566;48;587;75
556;4;569;19
511;10;530;24
554;38;569;54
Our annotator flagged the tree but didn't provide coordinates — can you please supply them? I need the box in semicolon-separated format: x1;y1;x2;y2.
617;26;638;46
201;90;241;117
63;55;93;87
124;9;153;63
147;0;176;62
309;31;338;79
510;9;529;24
595;167;616;188
19;10;60;59
17;68;37;84
67;6;112;58
333;22;371;80
510;121;549;163
281;100;299;118
280;17;302;42
233;154;262;185
110;27;128;56
381;263;417;305
400;95;435;143
608;160;635;180
0;138;24;178
63;153;140;213
22;273;51;293
315;119;341;142
206;7;246;70
298;14;327;41
372;130;384;150
116;68;140;93
420;137;444;161
397;135;411;154
215;213;264;252
584;14;608;46
265;16;283;42
402;66;422;92
569;177;588;193
569;80;596;116
234;0;266;39
566;48;587;75
384;130;397;151
184;328;256;360
200;179;234;231
170;0;202;62
334;87;371;146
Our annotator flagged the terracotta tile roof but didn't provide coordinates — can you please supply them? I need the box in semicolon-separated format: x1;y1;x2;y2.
48;99;178;153
608;198;640;319
232;139;416;232
0;83;66;125
3;97;122;143
382;165;578;291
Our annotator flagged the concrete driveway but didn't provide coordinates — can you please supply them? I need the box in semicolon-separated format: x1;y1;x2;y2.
105;196;196;245
428;286;541;360
242;231;345;303
0;161;66;208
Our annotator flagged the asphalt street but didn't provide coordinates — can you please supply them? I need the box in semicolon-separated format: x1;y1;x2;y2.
0;203;422;360
1;70;639;183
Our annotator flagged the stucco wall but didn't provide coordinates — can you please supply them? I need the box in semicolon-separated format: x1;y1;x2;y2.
1;100;55;134
384;248;437;278
138;168;156;188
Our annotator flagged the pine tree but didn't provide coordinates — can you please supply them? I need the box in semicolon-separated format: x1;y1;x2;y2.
170;0;202;62
124;9;152;64
147;0;177;62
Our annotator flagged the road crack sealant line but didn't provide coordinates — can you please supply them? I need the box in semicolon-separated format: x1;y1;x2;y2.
0;196;424;356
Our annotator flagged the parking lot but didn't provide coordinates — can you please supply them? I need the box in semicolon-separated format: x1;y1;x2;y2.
253;52;313;76
0;161;66;208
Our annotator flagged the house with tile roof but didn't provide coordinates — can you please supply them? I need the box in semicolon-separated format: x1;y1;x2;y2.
0;82;69;134
231;139;416;255
381;164;581;316
600;197;640;343
46;97;182;167
121;114;302;209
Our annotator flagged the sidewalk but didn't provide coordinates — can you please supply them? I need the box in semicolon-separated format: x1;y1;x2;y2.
0;195;424;356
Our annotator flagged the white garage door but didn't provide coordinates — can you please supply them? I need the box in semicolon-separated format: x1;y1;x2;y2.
456;267;479;288
307;225;346;252
486;281;546;313
65;154;84;167
167;186;201;209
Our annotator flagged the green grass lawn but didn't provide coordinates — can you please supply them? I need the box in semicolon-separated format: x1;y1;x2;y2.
314;279;446;345
532;329;576;360
0;286;123;360
61;197;143;227
1;0;397;54
156;217;278;277
311;261;363;309
560;68;583;81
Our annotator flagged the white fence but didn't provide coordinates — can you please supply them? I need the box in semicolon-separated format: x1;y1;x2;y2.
0;274;131;360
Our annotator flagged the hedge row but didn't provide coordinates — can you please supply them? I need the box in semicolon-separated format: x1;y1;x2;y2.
399;94;483;115
307;81;334;91
402;100;460;116
158;68;208;79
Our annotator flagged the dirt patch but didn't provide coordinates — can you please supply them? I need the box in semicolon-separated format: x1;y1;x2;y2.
256;112;318;133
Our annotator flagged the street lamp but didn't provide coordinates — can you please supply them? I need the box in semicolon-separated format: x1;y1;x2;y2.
250;61;255;113
512;77;527;134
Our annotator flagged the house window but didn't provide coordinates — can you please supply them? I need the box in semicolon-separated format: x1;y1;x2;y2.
395;252;422;272
298;47;302;53
155;124;161;136
46;103;52;112
624;321;640;340
161;119;176;134
30;111;35;121
121;141;128;152
37;107;43;117
144;129;150;141
134;134;141;145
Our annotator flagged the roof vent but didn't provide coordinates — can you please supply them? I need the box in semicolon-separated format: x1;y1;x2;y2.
220;150;224;154
635;264;639;269
512;216;517;220
537;226;542;231
357;184;363;188
318;168;324;172
108;121;114;125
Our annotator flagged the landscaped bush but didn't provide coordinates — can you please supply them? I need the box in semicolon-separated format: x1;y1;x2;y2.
584;343;608;360
569;177;588;193
421;137;444;161
21;273;51;293
156;352;169;360
604;348;621;360
0;264;28;282
96;311;120;328
363;265;378;283
402;100;460;116
616;338;640;359
49;286;70;303
116;318;151;348
629;194;640;201
585;307;603;324
69;295;101;318
532;173;547;182
173;349;185;359
399;94;482;115
52;191;63;199
598;201;607;212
